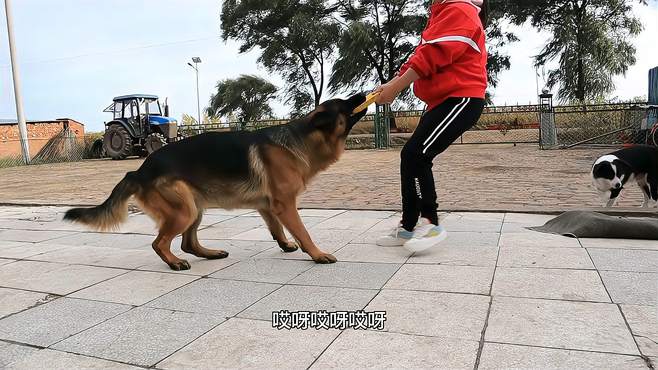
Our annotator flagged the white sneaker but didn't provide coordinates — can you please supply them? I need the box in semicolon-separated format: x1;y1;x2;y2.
376;224;415;247
403;218;448;252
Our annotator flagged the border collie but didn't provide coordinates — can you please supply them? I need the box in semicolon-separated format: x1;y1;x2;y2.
591;145;658;208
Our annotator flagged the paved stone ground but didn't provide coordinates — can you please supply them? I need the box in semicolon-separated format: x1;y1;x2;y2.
0;206;656;369
0;145;653;213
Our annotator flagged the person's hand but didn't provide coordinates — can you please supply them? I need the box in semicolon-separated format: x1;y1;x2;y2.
374;82;400;105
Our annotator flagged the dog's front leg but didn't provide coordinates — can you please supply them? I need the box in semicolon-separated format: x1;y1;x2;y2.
605;198;616;208
271;198;337;264
258;209;299;253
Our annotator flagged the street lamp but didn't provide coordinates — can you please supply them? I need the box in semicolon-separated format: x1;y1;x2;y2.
187;57;202;127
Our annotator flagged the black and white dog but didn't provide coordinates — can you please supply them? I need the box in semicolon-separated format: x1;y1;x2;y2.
591;145;658;208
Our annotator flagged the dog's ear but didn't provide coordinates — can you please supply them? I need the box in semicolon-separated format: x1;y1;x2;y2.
593;162;614;179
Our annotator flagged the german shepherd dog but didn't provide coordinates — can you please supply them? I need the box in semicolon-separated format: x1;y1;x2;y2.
65;94;368;270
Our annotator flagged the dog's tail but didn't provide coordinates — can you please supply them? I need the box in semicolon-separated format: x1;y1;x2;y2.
64;171;141;231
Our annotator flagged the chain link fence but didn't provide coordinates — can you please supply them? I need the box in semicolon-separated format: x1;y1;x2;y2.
547;103;653;149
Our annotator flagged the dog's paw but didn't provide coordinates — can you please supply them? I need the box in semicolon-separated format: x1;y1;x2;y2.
168;259;191;271
278;241;299;253
205;250;229;259
313;253;337;264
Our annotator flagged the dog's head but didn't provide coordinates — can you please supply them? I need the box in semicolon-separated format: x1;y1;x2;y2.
591;155;630;195
308;93;368;138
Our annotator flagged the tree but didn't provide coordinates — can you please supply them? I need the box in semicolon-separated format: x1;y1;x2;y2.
206;75;278;123
329;0;426;105
503;0;645;103
328;0;518;107
221;0;339;114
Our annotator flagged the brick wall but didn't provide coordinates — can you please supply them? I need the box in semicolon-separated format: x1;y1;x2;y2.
0;119;85;158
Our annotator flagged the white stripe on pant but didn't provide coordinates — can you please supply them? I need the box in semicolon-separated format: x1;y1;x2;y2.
422;98;471;154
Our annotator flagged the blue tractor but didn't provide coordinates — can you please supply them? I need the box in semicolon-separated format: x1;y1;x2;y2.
102;94;180;159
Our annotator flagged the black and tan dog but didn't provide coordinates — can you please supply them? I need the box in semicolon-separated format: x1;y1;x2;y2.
65;94;368;270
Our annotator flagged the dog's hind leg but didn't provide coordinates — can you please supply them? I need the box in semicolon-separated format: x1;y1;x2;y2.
181;209;229;259
259;209;299;253
153;228;190;271
140;180;197;270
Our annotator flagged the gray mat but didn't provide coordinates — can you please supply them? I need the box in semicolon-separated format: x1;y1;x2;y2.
528;211;658;240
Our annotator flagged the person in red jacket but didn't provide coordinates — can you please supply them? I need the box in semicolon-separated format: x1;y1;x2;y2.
376;0;488;252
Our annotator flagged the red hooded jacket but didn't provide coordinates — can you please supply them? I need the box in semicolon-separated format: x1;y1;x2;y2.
399;1;488;110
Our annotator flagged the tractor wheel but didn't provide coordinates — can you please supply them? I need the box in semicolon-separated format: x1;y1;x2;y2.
103;125;133;160
651;126;658;147
145;132;167;155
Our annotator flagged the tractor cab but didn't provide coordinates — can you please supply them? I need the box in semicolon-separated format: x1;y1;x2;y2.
102;94;180;159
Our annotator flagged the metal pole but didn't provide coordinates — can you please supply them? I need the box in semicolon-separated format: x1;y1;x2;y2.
535;67;540;104
195;64;201;126
4;0;30;163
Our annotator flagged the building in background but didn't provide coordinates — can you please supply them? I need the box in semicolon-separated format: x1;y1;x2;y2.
0;118;84;158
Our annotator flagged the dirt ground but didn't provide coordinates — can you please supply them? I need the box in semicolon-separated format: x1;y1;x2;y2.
0;144;652;213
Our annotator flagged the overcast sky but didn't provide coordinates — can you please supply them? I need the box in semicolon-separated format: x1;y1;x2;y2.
1;0;657;132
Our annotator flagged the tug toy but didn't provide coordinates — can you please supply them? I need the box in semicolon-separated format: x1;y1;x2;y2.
352;92;381;115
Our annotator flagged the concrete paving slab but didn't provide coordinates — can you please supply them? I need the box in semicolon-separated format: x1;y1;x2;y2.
580;238;658;250
384;264;494;294
146;278;280;317
311;330;479;369
0;206;655;369
332;243;412;264
210;258;314;284
0;241;24;249
497;246;594;269
478;342;647;370
441;213;503;232
137;255;240;276
29;245;157;269
0;297;129;347
0;242;69;259
365;289;489;340
486;297;639;354
0;261;124;294
53;307;223;367
312;215;381;231
0;287;54;318
0;229;77;243
0;218;84;232
492;267;610;302
289;262;400;290
621;304;658;357
158;318;338;370
297;209;346;217
503;213;555;225
408;245;499;267
588;249;658;272
238;285;378;321
196;217;266;239
0;342;39;369
4;349;141;370
42;232;154;250
70;271;198;306
499;232;582;249
600;271;658;306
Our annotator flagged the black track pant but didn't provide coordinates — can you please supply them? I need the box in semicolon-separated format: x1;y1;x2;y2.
401;97;485;231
